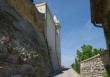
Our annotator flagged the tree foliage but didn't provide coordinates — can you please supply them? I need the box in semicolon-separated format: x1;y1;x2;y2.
76;44;104;62
72;44;104;73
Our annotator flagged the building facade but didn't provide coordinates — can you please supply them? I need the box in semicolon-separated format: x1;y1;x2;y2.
80;1;110;77
90;0;110;49
35;2;61;71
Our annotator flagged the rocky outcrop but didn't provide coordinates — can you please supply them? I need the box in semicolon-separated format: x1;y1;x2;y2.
0;0;52;77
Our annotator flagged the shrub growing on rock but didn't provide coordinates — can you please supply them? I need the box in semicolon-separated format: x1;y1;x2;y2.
29;50;39;60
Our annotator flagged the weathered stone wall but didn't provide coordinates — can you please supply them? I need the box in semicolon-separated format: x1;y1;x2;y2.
4;0;45;36
80;50;110;77
0;0;52;77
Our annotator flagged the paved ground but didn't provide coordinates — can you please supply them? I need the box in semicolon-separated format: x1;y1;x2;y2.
51;67;80;77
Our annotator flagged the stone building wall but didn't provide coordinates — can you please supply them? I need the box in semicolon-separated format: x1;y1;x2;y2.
0;0;52;77
80;50;110;77
4;0;45;36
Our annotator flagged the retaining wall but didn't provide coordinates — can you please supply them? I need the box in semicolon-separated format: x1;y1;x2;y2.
80;50;110;77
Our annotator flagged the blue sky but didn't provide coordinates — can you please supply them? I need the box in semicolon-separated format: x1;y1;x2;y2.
34;0;106;66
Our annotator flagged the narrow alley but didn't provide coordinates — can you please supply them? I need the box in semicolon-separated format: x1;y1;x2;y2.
51;67;80;77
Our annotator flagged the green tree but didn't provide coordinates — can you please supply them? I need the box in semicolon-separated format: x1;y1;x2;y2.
76;44;93;61
81;45;92;60
72;63;77;71
73;44;104;73
76;50;82;62
92;48;104;56
72;58;78;72
76;44;104;62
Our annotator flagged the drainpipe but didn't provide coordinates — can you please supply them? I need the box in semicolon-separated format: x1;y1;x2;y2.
93;22;103;28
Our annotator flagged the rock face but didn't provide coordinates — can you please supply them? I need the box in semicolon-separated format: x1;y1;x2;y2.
80;50;110;77
0;0;52;77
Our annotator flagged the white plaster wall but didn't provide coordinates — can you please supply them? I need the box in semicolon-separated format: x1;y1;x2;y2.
35;3;61;71
35;2;46;14
56;29;61;67
46;8;59;71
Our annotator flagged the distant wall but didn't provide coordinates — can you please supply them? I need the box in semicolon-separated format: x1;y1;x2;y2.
80;50;110;77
